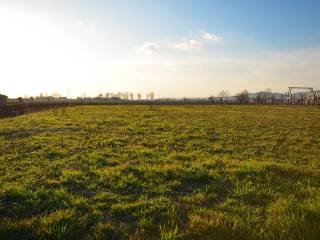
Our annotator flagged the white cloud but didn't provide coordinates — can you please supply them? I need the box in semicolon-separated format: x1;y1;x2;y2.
137;42;159;55
203;32;223;42
169;39;202;50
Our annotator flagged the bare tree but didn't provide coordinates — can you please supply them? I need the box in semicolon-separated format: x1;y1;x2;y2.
265;88;272;103
147;92;155;109
219;90;229;103
137;93;142;100
256;91;265;104
149;92;155;100
97;93;103;98
236;90;249;104
209;96;215;104
130;92;134;100
125;92;130;100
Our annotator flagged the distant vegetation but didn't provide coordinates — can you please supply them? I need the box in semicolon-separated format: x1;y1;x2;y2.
5;87;320;107
0;105;319;239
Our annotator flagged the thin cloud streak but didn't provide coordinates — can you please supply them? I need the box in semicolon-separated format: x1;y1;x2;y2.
203;32;223;42
137;42;159;56
169;39;202;50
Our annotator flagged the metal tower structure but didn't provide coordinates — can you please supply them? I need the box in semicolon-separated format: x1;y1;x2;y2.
285;87;319;106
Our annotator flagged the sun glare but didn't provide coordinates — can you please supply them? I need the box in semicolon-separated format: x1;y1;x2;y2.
0;7;106;97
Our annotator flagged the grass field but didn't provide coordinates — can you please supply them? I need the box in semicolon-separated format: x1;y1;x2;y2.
0;105;319;240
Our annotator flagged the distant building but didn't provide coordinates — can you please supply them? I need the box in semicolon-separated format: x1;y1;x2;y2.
111;96;121;101
0;94;8;106
35;96;55;102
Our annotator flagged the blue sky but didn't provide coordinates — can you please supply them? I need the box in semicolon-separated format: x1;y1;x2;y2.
62;0;320;49
1;0;320;98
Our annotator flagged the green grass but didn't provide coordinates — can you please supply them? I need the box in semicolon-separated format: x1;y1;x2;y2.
0;105;319;240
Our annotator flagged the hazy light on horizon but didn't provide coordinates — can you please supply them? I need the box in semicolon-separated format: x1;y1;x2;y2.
1;1;320;98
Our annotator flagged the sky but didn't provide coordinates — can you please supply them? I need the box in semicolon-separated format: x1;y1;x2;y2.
1;0;320;98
